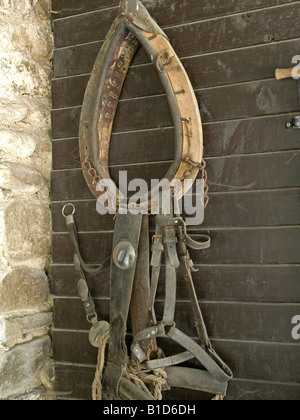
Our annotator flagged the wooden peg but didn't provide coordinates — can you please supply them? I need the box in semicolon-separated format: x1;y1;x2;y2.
275;67;300;80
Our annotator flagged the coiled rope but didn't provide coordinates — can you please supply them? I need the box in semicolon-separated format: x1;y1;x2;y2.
92;331;167;401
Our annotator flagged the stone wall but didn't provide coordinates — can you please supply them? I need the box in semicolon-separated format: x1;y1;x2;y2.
0;0;53;399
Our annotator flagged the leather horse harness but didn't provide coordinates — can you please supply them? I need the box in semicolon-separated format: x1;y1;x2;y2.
62;0;233;400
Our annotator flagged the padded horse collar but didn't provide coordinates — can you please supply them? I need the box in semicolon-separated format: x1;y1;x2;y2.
79;0;204;208
64;0;232;401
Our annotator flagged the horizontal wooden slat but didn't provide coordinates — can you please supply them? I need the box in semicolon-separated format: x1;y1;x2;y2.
52;200;114;232
51;0;295;21
51;189;300;232
53;331;98;365
53;41;103;79
53;297;300;343
54;362;300;400
51;0;119;20
53;4;300;77
195;227;300;265
51;107;81;140
52;232;112;265
52;132;175;170
51;150;300;201
50;264;110;299
50;263;300;303
52;330;300;384
53;7;118;48
114;80;299;130
52;39;300;108
53;138;81;170
221;340;300;384
122;40;300;100
51;79;298;139
202;151;300;193
52;227;300;265
53;3;300;51
52;114;300;171
51;169;93;201
202;115;300;158
53;364;95;400
226;380;300;401
53;298;110;331
52;75;88;110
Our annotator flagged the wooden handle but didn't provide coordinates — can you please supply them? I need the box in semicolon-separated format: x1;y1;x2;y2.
275;67;300;80
275;68;293;80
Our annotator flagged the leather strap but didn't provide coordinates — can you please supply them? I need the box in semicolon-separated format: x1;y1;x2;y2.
164;227;180;268
168;327;233;383
65;212;111;275
165;367;228;396
130;215;155;357
162;255;177;326
102;212;143;399
149;224;164;325
147;352;194;370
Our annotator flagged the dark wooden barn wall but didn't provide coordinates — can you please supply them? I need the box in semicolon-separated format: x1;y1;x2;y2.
50;0;300;400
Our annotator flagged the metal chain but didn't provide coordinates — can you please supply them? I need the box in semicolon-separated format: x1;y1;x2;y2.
183;156;210;208
83;155;101;185
199;159;210;209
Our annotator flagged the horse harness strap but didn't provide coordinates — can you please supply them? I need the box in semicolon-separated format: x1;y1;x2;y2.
62;0;233;400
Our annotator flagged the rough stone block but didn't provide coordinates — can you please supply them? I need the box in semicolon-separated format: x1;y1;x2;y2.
0;312;52;345
20;97;51;132
34;0;51;21
0;52;51;97
0;267;50;314
21;21;53;62
0;316;5;342
4;201;50;263
0;130;36;158
0;0;51;21
8;389;42;400
0;336;51;398
0;103;27;124
0;1;53;62
0;162;44;193
0;0;33;15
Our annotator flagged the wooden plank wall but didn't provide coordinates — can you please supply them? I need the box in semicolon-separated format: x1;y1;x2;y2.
50;0;300;400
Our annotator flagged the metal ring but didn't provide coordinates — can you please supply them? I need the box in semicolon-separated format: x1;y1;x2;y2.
62;203;76;218
156;51;174;73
